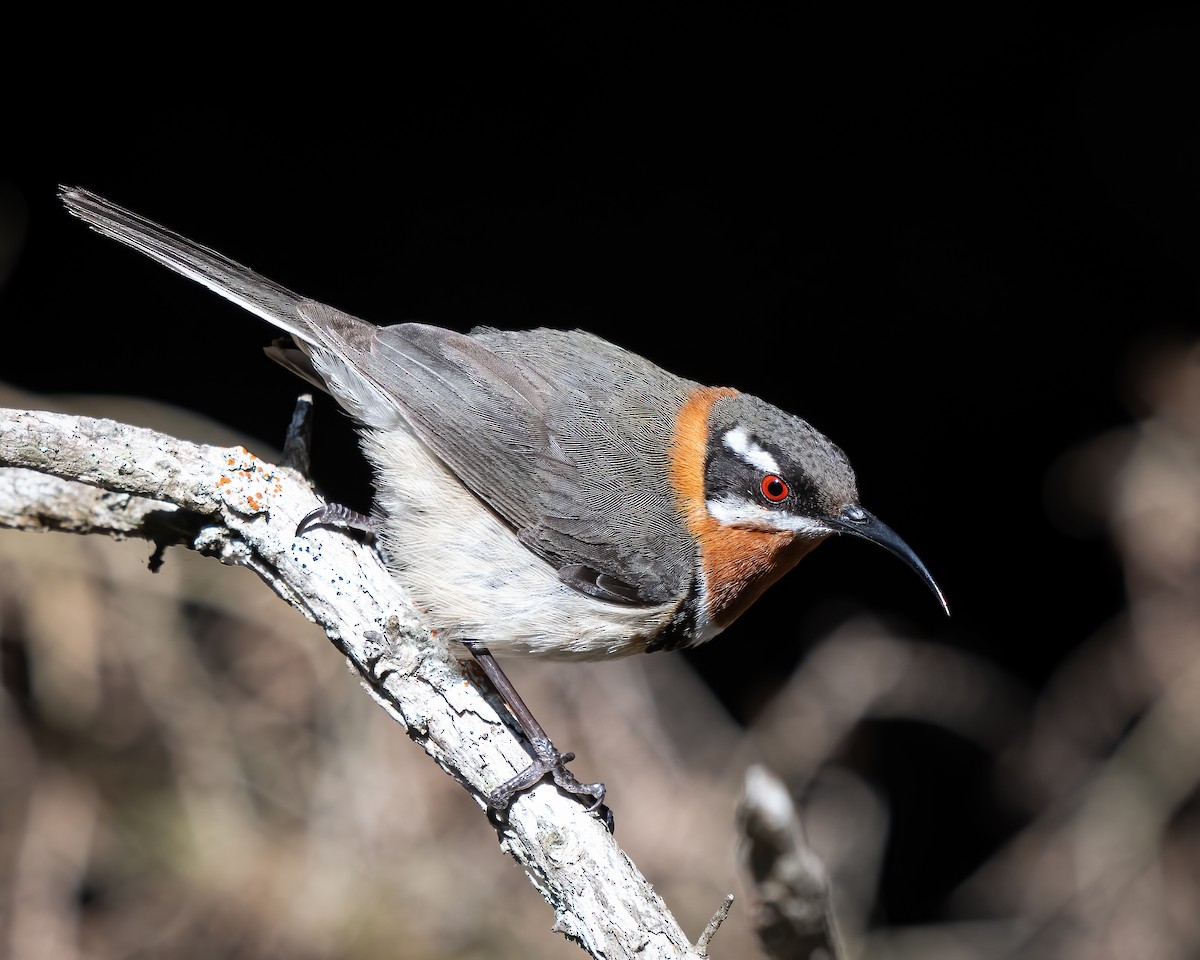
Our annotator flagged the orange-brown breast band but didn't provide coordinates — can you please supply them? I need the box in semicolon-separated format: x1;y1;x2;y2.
669;386;822;630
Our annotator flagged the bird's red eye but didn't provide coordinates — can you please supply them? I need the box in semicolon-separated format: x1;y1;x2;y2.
760;474;789;502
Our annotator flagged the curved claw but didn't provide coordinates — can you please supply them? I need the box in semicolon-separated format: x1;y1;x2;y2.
295;502;379;538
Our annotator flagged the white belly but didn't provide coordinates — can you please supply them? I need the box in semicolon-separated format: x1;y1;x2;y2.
361;428;684;660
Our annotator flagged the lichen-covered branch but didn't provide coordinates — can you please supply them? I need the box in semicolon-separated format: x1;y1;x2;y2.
0;405;729;959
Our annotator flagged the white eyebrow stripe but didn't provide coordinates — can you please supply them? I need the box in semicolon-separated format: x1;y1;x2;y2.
705;496;832;536
722;426;780;474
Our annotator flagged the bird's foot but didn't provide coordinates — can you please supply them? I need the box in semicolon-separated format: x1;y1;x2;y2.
489;736;612;829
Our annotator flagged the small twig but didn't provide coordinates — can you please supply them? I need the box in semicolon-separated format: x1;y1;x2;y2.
694;893;735;957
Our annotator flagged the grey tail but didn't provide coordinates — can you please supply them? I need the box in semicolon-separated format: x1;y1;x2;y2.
58;186;312;343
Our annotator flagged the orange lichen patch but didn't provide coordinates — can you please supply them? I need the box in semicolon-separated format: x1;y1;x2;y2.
213;447;286;515
668;386;822;629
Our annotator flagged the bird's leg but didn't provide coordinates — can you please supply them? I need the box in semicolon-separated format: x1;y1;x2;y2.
462;640;608;819
288;458;609;825
277;394;381;539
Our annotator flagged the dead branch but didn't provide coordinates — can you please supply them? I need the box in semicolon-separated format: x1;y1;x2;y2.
737;764;843;960
0;404;732;959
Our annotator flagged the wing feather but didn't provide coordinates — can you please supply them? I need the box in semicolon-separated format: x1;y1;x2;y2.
346;324;700;604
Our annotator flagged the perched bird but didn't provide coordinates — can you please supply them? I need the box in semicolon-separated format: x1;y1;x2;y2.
59;187;948;820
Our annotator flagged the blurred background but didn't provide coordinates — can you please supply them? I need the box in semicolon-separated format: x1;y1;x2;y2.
2;6;1199;958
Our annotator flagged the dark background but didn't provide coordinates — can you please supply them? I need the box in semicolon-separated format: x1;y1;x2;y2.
4;5;1197;930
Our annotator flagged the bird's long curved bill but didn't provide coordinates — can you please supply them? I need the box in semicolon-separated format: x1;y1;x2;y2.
828;507;950;616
